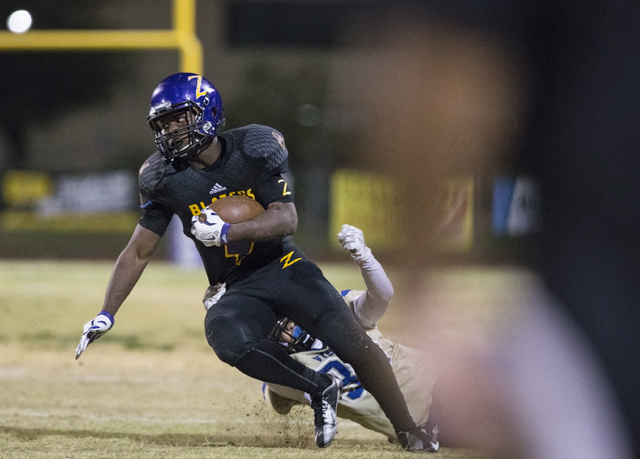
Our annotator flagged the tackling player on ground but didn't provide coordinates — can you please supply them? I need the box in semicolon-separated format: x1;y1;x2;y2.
259;224;439;450
74;73;436;451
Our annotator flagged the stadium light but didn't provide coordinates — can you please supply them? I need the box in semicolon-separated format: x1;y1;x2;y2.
7;10;32;34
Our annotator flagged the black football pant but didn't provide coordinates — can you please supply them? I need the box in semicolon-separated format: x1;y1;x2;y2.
204;243;416;433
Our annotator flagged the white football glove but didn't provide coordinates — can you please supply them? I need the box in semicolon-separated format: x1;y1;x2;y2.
75;311;114;360
191;208;230;247
203;282;226;310
338;224;373;265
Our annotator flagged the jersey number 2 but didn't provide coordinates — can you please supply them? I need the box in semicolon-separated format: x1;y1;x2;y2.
319;360;365;401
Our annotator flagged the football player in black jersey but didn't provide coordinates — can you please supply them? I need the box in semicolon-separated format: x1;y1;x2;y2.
75;72;436;452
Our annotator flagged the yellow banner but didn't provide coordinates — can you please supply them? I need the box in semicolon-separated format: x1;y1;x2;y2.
330;170;473;252
329;169;402;250
2;171;52;206
430;177;474;252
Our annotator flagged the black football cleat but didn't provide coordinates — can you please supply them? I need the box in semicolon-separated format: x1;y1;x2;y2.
310;374;343;448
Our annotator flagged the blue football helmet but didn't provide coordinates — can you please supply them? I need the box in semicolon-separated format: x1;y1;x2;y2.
270;317;316;354
147;72;225;165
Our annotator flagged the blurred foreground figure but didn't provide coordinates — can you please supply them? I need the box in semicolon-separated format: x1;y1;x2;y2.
355;1;640;457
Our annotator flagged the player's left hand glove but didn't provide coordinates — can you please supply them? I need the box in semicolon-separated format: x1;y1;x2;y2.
338;224;373;265
75;311;114;360
191;208;230;247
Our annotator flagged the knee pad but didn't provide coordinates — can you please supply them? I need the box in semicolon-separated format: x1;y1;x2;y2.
205;315;257;366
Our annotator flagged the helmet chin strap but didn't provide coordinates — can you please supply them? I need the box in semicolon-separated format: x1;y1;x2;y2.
167;133;214;166
185;133;214;160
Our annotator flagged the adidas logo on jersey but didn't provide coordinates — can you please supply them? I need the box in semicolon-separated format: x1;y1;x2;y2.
209;183;227;194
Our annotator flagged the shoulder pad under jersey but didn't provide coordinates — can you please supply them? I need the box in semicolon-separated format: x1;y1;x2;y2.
138;152;168;196
228;124;288;169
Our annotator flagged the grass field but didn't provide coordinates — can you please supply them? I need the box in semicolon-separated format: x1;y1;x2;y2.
0;259;533;458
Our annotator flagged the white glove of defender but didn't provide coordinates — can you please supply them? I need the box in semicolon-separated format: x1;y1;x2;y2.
338;224;373;265
203;282;226;310
191;208;230;247
75;311;114;360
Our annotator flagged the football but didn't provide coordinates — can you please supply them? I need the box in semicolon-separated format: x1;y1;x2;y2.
200;195;265;224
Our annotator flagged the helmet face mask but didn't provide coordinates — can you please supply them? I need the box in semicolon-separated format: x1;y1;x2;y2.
270;317;316;354
147;73;225;165
149;103;203;159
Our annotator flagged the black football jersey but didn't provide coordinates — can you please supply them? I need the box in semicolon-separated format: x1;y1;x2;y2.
138;124;294;285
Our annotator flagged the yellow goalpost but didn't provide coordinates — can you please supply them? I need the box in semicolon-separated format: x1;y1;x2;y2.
0;0;202;73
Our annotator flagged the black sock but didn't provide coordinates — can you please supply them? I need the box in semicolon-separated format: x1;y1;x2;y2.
234;338;330;396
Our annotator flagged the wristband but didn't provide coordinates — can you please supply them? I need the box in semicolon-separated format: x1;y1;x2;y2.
220;223;231;244
99;311;115;324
